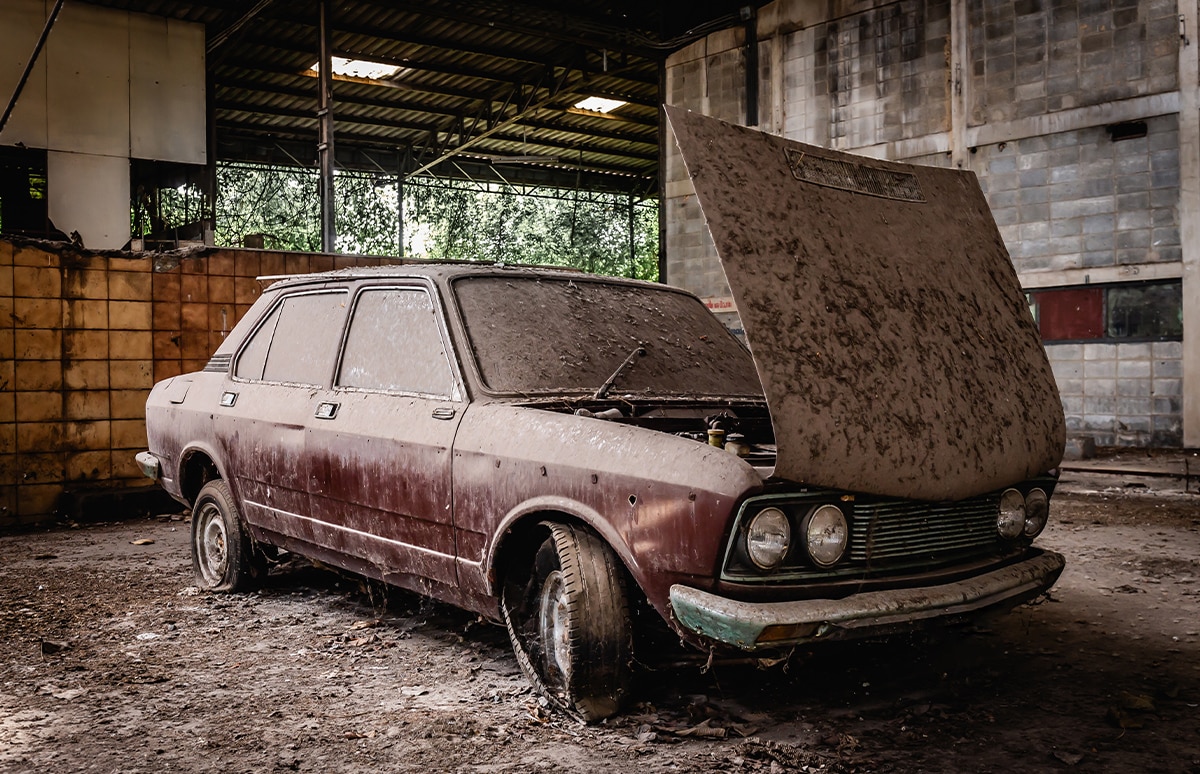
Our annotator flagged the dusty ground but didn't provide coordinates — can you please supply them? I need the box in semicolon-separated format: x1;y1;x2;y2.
1;488;1198;773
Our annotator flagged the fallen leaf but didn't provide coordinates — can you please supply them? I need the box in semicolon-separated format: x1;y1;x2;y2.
130;539;155;546
1052;751;1084;766
1120;692;1156;712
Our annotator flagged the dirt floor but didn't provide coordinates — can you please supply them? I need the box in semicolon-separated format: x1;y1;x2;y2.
1;485;1198;773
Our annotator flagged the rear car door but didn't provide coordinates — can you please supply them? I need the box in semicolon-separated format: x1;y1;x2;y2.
305;283;466;599
220;288;350;539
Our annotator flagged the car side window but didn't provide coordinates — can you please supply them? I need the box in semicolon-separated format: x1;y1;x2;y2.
235;291;349;385
234;303;281;381
337;288;456;398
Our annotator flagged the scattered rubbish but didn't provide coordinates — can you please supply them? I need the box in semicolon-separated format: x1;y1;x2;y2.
130;539;156;546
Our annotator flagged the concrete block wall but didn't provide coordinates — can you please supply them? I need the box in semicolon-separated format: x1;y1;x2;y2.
665;0;1196;450
968;0;1179;125
818;0;951;148
976;115;1181;275
0;238;396;526
1047;341;1184;446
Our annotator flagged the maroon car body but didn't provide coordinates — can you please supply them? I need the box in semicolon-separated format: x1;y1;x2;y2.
138;114;1068;720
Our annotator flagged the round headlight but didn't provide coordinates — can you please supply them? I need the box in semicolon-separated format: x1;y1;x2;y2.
802;504;849;567
746;507;791;570
997;488;1026;539
1024;488;1049;538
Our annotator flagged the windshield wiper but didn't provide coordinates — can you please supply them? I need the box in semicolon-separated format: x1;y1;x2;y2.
592;343;646;400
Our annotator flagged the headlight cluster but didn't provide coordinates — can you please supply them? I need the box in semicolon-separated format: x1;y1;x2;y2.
997;487;1050;540
745;504;849;571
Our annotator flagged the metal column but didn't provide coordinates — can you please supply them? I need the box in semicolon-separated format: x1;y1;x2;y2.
317;0;337;252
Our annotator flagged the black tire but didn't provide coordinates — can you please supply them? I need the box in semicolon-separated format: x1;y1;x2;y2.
502;523;632;721
190;479;264;592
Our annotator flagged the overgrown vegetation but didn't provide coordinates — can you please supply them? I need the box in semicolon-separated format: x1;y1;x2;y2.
212;163;659;281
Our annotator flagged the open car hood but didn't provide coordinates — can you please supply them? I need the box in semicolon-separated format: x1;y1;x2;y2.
666;107;1065;502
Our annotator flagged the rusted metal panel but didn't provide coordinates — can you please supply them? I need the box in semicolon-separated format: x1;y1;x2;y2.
666;106;1065;502
450;402;764;619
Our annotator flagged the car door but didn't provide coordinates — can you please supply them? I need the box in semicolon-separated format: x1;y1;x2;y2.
219;288;350;540
304;283;466;600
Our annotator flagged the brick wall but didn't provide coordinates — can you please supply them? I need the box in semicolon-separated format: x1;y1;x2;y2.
0;238;396;526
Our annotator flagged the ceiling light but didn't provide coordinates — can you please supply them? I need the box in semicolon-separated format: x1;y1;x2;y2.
309;56;400;80
483;154;560;165
572;96;627;114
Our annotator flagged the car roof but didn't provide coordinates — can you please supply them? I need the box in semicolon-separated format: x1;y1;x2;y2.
257;261;665;291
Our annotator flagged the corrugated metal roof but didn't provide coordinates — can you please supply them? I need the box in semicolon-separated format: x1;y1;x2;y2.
76;0;756;195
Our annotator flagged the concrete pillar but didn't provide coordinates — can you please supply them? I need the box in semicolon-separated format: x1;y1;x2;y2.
948;0;970;169
1180;2;1200;447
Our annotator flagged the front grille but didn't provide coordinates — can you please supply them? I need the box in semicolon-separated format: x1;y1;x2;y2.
204;354;232;373
850;492;1001;563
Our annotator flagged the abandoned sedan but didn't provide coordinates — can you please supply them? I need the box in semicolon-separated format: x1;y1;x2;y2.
138;111;1067;721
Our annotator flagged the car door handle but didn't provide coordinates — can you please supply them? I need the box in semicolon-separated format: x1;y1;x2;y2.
315;402;339;420
432;407;456;420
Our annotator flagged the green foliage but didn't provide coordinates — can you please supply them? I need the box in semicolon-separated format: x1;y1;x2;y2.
215;164;320;251
213;162;659;281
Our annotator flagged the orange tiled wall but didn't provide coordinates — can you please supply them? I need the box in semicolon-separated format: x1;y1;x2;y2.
0;238;395;526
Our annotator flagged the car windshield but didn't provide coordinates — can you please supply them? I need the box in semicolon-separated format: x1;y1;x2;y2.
454;275;765;397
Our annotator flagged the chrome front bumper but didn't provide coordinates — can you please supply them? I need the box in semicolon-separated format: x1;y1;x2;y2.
670;551;1065;650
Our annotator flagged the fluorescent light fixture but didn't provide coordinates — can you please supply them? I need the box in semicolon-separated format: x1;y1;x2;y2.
309;56;400;80
572;96;627;113
483;154;560;165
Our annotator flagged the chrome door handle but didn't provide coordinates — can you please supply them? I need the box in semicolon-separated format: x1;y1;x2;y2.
432;407;456;420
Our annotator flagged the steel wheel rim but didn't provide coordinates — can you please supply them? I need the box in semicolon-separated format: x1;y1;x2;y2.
538;570;571;682
195;502;228;586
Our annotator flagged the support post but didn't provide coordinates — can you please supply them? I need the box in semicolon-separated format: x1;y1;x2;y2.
397;150;405;257
317;0;337;253
743;6;758;127
1179;2;1200;447
657;61;667;284
948;0;970;169
628;193;636;278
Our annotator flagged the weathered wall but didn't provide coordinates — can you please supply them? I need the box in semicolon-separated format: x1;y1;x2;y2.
0;238;394;527
665;0;1197;449
0;0;206;248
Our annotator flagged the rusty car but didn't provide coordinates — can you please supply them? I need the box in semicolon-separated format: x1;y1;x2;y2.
137;110;1067;721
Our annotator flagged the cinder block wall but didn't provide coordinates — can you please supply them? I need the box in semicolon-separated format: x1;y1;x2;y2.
0;238;396;526
664;0;1194;449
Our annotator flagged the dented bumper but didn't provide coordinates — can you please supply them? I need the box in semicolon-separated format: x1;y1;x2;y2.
670;551;1066;650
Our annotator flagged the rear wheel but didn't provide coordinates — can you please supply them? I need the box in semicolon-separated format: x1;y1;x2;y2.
502;523;632;721
191;479;264;592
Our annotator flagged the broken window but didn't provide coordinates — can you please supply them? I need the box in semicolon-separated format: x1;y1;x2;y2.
0;146;49;237
1027;280;1183;343
131;159;209;248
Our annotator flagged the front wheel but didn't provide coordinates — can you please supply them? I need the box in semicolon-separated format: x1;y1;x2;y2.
502;523;633;721
191;479;264;592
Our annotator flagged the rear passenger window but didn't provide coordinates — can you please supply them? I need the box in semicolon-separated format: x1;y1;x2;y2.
235;291;348;385
338;288;456;397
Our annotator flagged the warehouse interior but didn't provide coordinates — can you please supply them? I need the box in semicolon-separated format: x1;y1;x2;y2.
1;0;1197;525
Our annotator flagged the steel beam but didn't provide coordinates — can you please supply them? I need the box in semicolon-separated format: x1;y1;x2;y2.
317;0;336;252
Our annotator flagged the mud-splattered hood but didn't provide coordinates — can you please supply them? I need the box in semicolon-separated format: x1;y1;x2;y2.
666;107;1065;502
